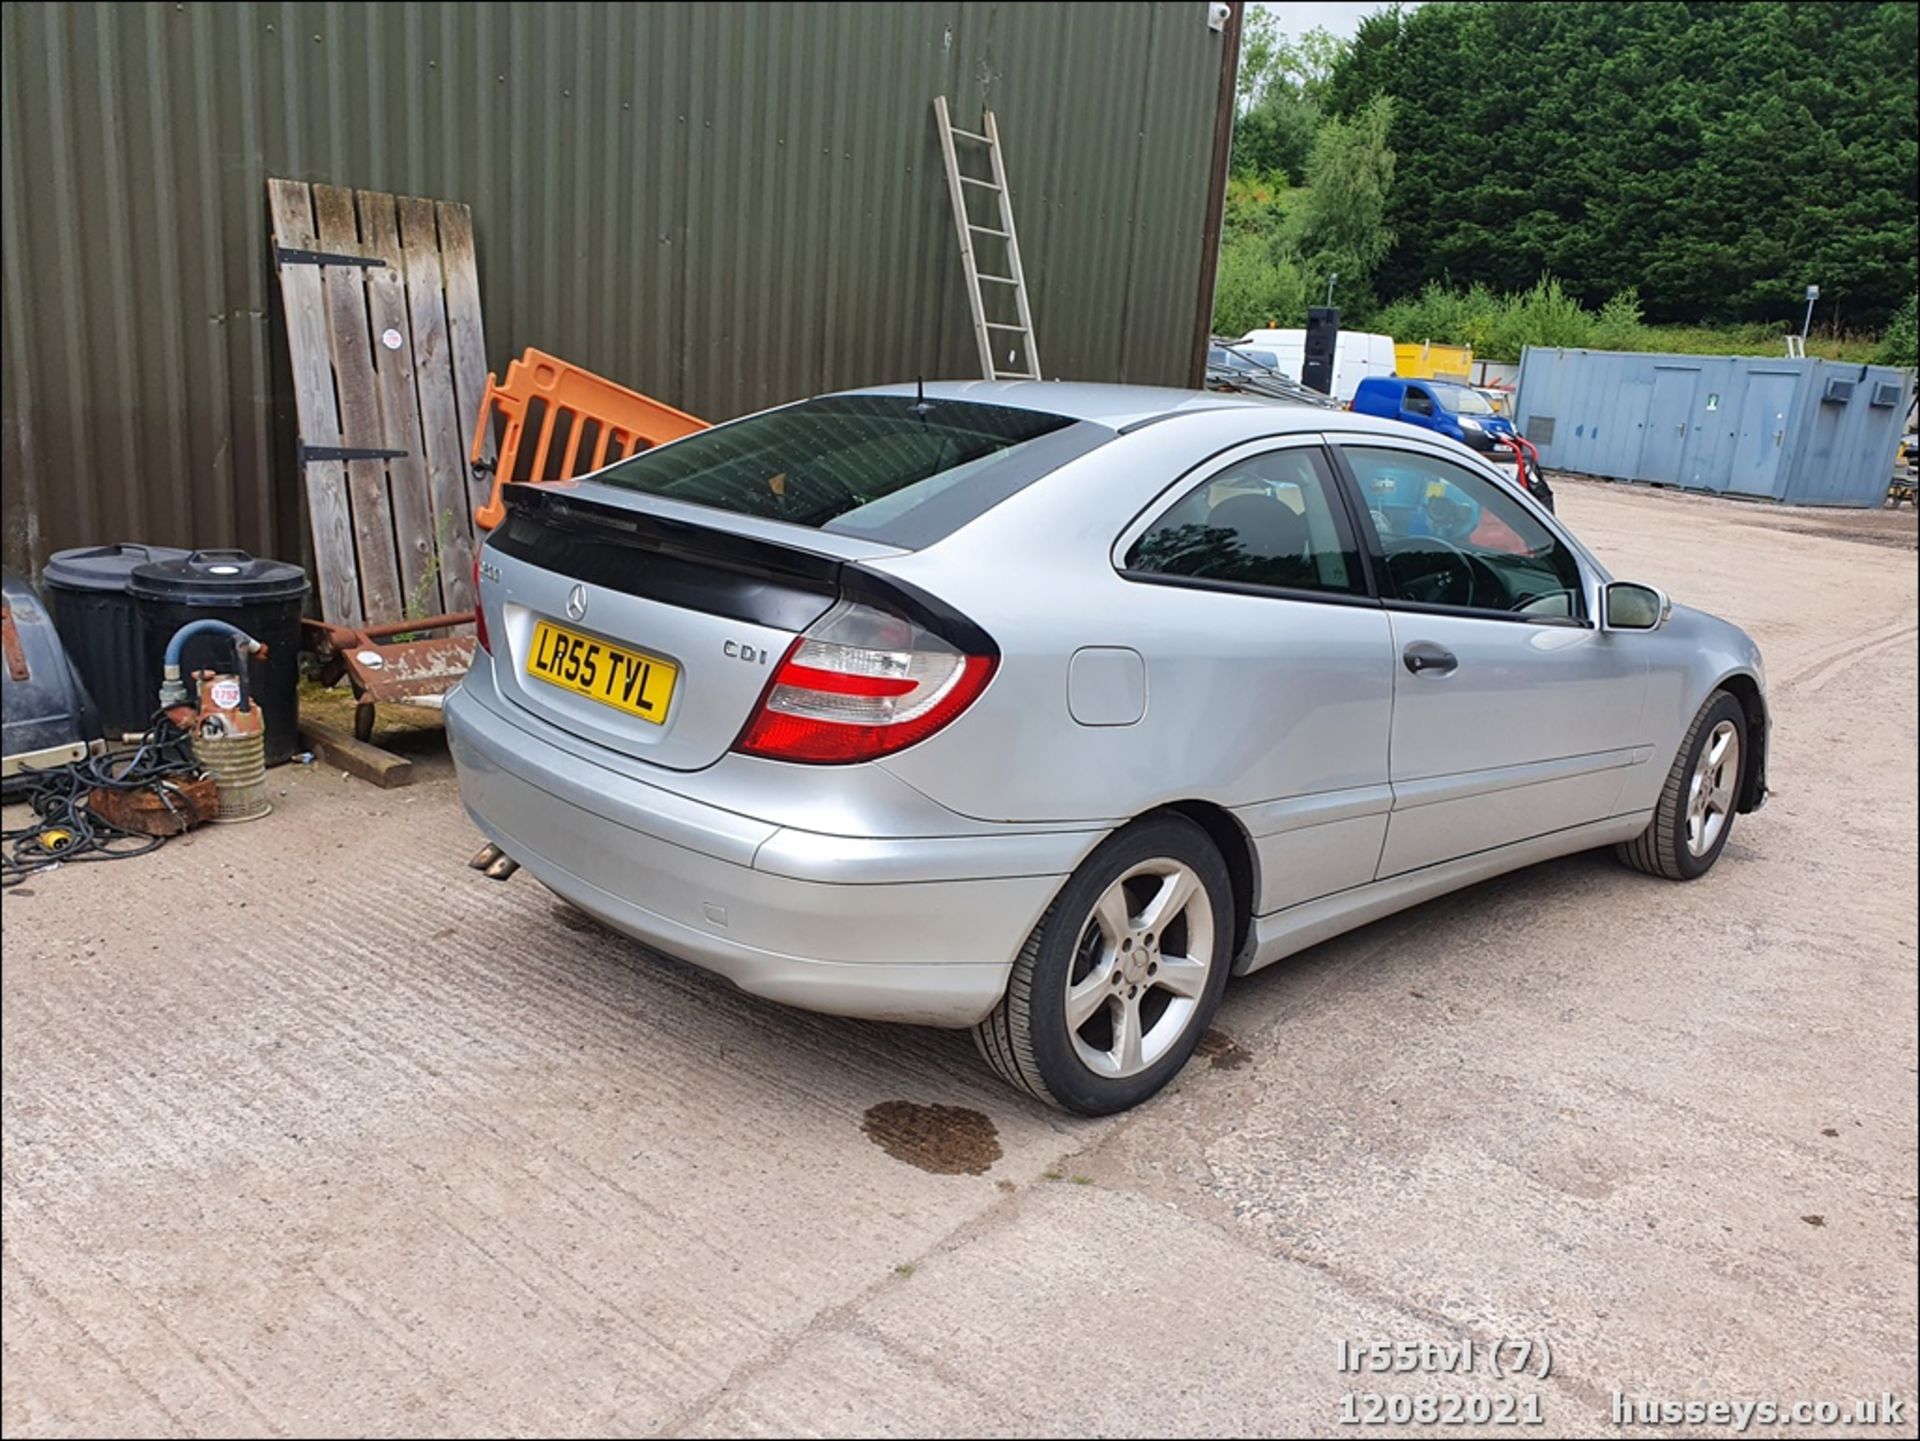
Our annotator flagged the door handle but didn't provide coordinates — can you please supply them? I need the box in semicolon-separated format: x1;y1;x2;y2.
1403;641;1458;675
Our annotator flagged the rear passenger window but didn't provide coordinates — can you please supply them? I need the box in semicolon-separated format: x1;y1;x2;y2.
1123;447;1365;596
592;394;1113;549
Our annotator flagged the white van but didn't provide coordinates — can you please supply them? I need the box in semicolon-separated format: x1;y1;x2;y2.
1237;328;1398;402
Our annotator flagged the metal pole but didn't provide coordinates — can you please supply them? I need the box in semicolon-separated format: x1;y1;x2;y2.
1801;284;1819;341
1326;272;1339;307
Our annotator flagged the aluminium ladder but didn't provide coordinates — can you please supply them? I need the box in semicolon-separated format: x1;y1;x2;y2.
934;96;1040;381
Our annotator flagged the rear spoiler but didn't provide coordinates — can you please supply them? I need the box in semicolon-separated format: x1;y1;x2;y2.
492;486;996;655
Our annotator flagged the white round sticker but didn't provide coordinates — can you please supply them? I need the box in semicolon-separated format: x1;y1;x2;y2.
210;679;243;710
381;327;404;351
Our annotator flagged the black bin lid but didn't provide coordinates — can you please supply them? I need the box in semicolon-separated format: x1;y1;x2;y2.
127;550;311;605
44;543;191;592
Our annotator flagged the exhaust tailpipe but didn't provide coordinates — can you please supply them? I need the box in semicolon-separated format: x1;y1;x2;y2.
470;841;519;879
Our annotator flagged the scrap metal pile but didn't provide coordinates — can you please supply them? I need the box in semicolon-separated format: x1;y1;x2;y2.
1;720;208;888
2;611;274;889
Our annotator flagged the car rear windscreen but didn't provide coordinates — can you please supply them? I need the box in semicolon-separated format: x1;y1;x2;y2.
592;395;1114;548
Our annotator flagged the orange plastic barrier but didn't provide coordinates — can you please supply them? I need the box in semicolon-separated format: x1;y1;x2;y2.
470;348;708;528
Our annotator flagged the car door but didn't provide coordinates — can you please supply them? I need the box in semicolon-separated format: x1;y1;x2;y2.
1400;383;1439;435
1115;438;1396;913
1331;438;1652;877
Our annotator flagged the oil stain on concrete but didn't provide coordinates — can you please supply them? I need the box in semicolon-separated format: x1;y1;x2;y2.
1195;1028;1251;1071
862;1101;1003;1175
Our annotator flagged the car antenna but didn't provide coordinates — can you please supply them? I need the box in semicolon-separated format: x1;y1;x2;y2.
912;374;934;418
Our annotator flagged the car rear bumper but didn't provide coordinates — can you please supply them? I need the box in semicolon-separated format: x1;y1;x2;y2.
445;679;1080;1027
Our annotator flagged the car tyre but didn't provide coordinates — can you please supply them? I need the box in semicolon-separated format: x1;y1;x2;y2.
972;814;1234;1115
1616;689;1747;881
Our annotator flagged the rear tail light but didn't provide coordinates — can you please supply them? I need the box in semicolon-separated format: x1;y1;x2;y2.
473;556;491;653
734;599;995;764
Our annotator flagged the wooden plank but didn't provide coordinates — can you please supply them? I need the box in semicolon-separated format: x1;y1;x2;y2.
397;195;477;615
299;719;415;789
356;190;444;618
436;200;495;533
311;184;404;625
266;179;361;627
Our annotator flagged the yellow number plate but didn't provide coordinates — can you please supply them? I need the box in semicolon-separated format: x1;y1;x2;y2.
527;619;678;724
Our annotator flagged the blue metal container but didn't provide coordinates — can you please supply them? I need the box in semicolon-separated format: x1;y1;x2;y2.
1514;348;1914;506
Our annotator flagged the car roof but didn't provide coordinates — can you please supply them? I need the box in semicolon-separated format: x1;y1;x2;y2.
843;379;1277;431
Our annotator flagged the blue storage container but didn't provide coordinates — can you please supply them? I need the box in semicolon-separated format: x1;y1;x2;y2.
1513;349;1914;506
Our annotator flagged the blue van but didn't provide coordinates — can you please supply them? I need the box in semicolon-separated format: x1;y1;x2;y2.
1350;376;1518;455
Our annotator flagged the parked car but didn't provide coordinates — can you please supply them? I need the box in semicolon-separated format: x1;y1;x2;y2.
449;382;1770;1114
1475;384;1515;417
1207;342;1285;376
1352;375;1519;455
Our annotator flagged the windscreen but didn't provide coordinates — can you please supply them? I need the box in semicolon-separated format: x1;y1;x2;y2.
592;395;1112;548
1432;383;1495;415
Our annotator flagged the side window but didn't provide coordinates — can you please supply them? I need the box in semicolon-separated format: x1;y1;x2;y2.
1123;446;1365;597
1343;446;1585;620
1402;387;1435;417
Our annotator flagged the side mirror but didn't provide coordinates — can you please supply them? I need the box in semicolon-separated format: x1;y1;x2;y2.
1603;581;1671;632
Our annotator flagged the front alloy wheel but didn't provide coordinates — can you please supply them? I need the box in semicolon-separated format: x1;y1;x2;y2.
973;814;1234;1114
1617;688;1748;881
1684;719;1741;859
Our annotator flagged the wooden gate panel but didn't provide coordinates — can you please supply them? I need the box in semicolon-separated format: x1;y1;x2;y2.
269;178;490;629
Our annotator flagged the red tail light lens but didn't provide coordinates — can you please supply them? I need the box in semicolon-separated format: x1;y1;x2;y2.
473;556;491;653
735;599;996;764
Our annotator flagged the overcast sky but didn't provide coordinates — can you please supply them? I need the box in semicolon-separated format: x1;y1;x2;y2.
1255;1;1410;43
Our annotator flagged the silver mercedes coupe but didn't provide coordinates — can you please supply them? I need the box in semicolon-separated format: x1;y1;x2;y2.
448;381;1769;1114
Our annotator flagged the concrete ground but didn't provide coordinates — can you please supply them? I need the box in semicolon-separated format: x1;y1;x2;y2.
3;479;1915;1438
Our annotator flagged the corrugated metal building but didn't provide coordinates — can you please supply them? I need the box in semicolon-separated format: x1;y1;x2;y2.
0;1;1237;575
1515;347;1915;507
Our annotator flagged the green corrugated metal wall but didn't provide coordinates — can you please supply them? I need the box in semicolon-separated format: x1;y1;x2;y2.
0;1;1231;575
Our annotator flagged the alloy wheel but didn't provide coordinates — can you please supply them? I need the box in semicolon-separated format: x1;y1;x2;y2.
1064;860;1215;1078
1685;719;1741;858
